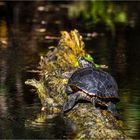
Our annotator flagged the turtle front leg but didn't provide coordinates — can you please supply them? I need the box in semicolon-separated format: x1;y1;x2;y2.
62;92;80;113
107;102;118;117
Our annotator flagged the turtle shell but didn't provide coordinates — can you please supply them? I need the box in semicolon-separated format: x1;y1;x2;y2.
66;67;119;104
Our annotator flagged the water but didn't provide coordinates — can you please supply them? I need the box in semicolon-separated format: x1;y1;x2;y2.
86;29;140;139
0;1;140;139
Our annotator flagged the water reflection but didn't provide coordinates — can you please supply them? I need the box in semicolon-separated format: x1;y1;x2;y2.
0;20;8;49
0;92;8;116
87;28;140;139
114;29;127;77
0;2;73;139
0;1;140;139
24;111;76;139
119;89;140;138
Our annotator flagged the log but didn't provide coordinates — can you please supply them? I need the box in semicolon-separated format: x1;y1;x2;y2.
25;29;129;139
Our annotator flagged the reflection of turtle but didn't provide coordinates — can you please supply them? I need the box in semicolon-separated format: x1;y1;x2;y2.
62;57;119;117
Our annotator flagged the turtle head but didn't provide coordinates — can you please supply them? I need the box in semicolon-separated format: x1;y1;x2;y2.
78;56;96;68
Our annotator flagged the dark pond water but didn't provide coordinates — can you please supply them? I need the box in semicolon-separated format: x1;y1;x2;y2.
0;1;140;139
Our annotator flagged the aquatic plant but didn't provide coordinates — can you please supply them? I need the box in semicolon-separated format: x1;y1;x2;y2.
56;30;86;68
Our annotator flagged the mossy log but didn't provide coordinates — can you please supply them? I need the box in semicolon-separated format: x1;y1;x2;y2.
25;30;129;139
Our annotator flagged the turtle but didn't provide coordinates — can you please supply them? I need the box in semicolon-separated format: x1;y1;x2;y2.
62;57;120;117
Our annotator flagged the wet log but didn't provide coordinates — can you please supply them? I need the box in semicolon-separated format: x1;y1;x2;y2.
25;30;129;139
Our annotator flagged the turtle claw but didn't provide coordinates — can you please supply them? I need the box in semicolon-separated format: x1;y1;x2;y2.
62;101;74;112
62;92;79;113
